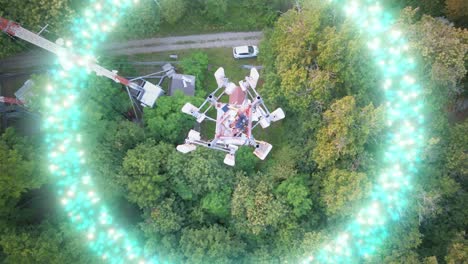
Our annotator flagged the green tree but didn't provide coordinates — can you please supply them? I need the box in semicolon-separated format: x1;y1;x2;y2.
167;149;235;201
382;0;445;17
370;205;423;264
179;52;209;93
202;0;228;22
312;96;384;169
275;175;312;218
0;223;97;264
144;91;202;144
317;23;382;106
87;120;146;201
398;8;468;111
0;128;45;227
179;225;246;264
231;173;289;235
259;7;321;111
234;146;258;175
141;196;185;234
114;0;161;39
445;233;467;264
423;256;439;264
445;0;468;26
446;120;468;183
159;0;187;25
321;169;371;219
118;140;174;208
201;188;231;219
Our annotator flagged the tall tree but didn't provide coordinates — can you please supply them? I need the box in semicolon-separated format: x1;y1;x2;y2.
0;223;98;264
231;173;289;235
179;225;246;264
159;0;187;25
118;140;174;209
445;0;468;26
321;169;371;219
166;149;235;201
144;91;202;144
312;96;384;169
0;128;45;228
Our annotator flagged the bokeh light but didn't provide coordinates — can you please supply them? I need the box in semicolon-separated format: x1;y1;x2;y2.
45;0;424;263
306;1;424;263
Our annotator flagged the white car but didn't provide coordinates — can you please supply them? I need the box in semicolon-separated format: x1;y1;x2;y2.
233;45;259;59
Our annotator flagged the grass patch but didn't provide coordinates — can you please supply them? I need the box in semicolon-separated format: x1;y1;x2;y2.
128;48;258;92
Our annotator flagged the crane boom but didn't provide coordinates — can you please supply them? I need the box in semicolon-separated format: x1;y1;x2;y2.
0;17;163;107
0;96;24;105
1;17;64;55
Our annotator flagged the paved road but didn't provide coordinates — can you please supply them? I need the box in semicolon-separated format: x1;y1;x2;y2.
0;31;263;72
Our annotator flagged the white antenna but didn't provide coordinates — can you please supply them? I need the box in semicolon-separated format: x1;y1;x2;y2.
253;142;273;160
270;108;285;122
177;144;197;154
214;67;227;88
225;82;237;95
224;154;236;166
247;68;260;89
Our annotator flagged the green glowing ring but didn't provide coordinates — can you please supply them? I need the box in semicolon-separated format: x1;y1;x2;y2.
45;0;424;263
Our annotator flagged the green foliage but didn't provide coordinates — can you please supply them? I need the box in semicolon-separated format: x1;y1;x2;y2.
234;146;258;174
381;0;445;17
22;74;51;114
179;52;209;93
113;0;160;39
179;225;246;264
142;197;184;234
399;8;468;109
313;96;384;169
299;232;329;260
144;91;202;144
231;173;289;235
321;169;371;219
317;23;382;105
167;149;235;201
0;129;45;224
445;233;468;264
259;7;321;111
446;120;468;181
87;120;146;201
201;189;231;219
201;0;228;22
119;140;174;208
82;76;132;124
275;175;312;218
235;0;283;27
445;0;468;26
0;223;97;264
159;0;187;25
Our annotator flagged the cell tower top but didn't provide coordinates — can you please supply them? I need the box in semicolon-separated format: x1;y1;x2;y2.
177;67;285;166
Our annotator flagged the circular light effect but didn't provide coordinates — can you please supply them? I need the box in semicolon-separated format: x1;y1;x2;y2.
45;1;157;263
305;1;424;263
44;0;424;263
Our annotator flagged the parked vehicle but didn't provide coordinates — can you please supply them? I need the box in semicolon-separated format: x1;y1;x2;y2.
233;45;259;59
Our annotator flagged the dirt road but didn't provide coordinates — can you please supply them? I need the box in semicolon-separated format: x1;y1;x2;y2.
0;31;264;71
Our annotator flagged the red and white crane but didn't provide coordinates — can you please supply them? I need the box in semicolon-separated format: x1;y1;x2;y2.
0;96;24;105
0;17;163;108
